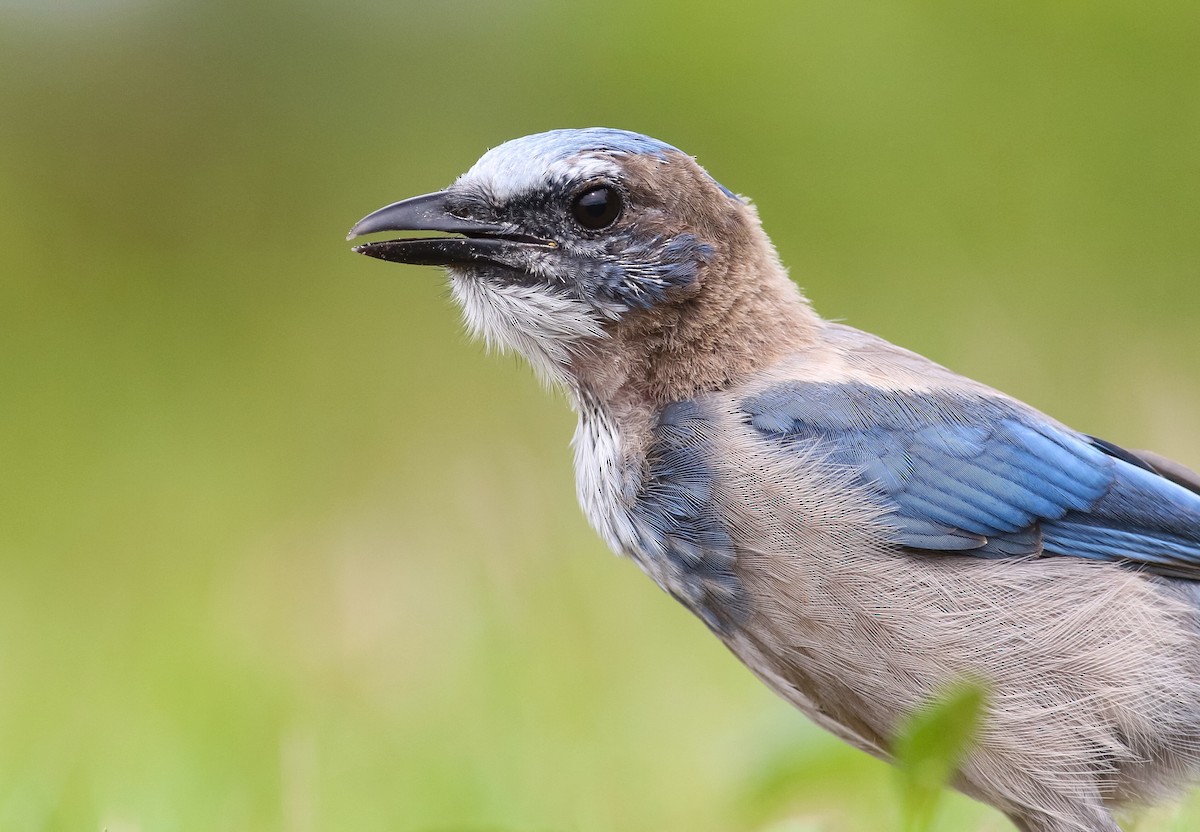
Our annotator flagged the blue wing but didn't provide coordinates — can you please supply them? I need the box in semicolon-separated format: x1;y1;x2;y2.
743;381;1200;577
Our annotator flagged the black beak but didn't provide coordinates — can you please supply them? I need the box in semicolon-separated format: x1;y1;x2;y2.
347;190;556;266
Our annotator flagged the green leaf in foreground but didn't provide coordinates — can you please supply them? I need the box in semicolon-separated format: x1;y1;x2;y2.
893;682;987;832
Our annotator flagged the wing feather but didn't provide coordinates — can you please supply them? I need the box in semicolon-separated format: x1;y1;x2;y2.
743;381;1200;576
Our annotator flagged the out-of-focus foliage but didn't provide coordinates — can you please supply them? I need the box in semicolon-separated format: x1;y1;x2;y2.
1;1;1198;830
894;684;986;832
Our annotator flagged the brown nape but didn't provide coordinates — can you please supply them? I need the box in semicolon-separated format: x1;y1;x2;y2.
570;153;822;408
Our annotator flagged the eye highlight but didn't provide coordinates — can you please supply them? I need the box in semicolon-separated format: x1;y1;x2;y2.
570;185;623;230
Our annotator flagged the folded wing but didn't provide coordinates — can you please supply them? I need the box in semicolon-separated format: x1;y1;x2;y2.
742;381;1200;578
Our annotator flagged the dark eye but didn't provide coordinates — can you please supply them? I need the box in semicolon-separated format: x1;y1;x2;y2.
570;185;623;230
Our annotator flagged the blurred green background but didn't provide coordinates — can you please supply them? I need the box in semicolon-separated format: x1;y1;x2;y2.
2;1;1198;830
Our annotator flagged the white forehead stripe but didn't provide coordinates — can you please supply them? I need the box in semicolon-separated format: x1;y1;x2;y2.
462;152;625;203
457;127;678;203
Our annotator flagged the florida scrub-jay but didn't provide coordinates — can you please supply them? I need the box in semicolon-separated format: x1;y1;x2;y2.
348;128;1200;832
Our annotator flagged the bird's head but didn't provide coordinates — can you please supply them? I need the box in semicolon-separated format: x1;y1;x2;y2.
349;128;811;398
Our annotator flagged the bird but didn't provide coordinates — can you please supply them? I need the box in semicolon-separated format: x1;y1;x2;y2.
348;128;1200;832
